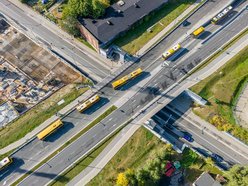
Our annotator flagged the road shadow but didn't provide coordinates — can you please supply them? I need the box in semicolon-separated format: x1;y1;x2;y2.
214;10;238;26
44;121;74;142
14;166;70;184
83;97;110;115
115;71;150;91
0;157;24;182
197;31;212;40
170;48;189;62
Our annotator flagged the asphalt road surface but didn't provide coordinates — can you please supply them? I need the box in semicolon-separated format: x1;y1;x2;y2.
0;1;231;184
0;0;110;81
14;4;248;186
154;101;248;168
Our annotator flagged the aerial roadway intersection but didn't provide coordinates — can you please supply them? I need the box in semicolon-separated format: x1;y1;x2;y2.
0;0;248;185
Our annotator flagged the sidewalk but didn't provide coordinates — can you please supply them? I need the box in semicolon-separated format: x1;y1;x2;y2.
69;29;248;186
9;0;115;70
136;0;202;56
0;0;236;155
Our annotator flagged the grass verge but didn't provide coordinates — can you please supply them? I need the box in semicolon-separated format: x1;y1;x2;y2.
113;0;196;54
49;117;130;186
188;28;248;76
190;44;248;143
0;84;88;150
88;127;222;186
11;105;117;185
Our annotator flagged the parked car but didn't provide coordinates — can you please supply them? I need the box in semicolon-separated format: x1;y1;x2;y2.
211;153;224;162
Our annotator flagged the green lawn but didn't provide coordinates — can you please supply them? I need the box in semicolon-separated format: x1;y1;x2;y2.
191;45;248;143
50;121;119;186
12;105;117;185
88;127;221;186
0;84;88;150
114;0;196;54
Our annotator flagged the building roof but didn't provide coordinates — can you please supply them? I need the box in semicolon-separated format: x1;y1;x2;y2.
79;0;167;44
193;172;221;186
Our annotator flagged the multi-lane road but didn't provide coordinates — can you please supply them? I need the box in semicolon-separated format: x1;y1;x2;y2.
0;0;247;185
0;0;111;81
9;2;248;186
153;99;248;168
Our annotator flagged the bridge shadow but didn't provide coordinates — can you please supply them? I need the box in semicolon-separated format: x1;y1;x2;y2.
0;157;25;182
83;97;110;115
197;31;212;40
167;48;189;62
45;121;74;142
14;166;69;183
214;10;238;26
115;71;150;91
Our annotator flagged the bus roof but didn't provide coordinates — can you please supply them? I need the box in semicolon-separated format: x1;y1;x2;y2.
192;26;204;36
37;119;63;140
112;76;129;88
0;157;11;169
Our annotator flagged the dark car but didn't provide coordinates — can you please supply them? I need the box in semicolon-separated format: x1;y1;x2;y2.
211;153;224;162
183;134;194;142
182;20;191;27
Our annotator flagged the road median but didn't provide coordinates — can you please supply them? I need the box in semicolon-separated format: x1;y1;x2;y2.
12;105;117;186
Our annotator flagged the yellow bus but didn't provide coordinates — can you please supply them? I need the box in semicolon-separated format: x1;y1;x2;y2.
111;75;129;89
130;68;142;79
112;68;143;89
76;94;100;112
0;157;13;170
211;6;232;24
37;119;63;140
162;44;181;60
191;26;204;37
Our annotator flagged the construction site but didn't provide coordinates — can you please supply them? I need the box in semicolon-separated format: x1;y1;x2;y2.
0;18;85;127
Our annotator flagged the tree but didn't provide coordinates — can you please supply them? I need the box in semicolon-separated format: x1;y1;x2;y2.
205;157;215;167
125;169;137;186
60;16;80;36
62;0;110;19
136;168;150;185
224;165;248;186
116;172;129;186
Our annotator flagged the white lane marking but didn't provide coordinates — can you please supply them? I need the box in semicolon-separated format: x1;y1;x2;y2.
0;170;9;178
108;118;113;121
164;113;244;164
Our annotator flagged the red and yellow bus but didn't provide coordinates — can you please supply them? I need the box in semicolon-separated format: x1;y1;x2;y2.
112;68;143;89
191;26;204;38
162;44;181;60
76;94;100;112
0;157;13;170
37;119;63;140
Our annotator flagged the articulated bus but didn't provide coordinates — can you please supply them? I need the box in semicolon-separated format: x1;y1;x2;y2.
37;119;63;140
76;94;100;112
191;26;204;38
111;75;129;89
162;44;181;60
112;68;143;89
0;157;12;170
130;68;142;79
211;5;232;24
